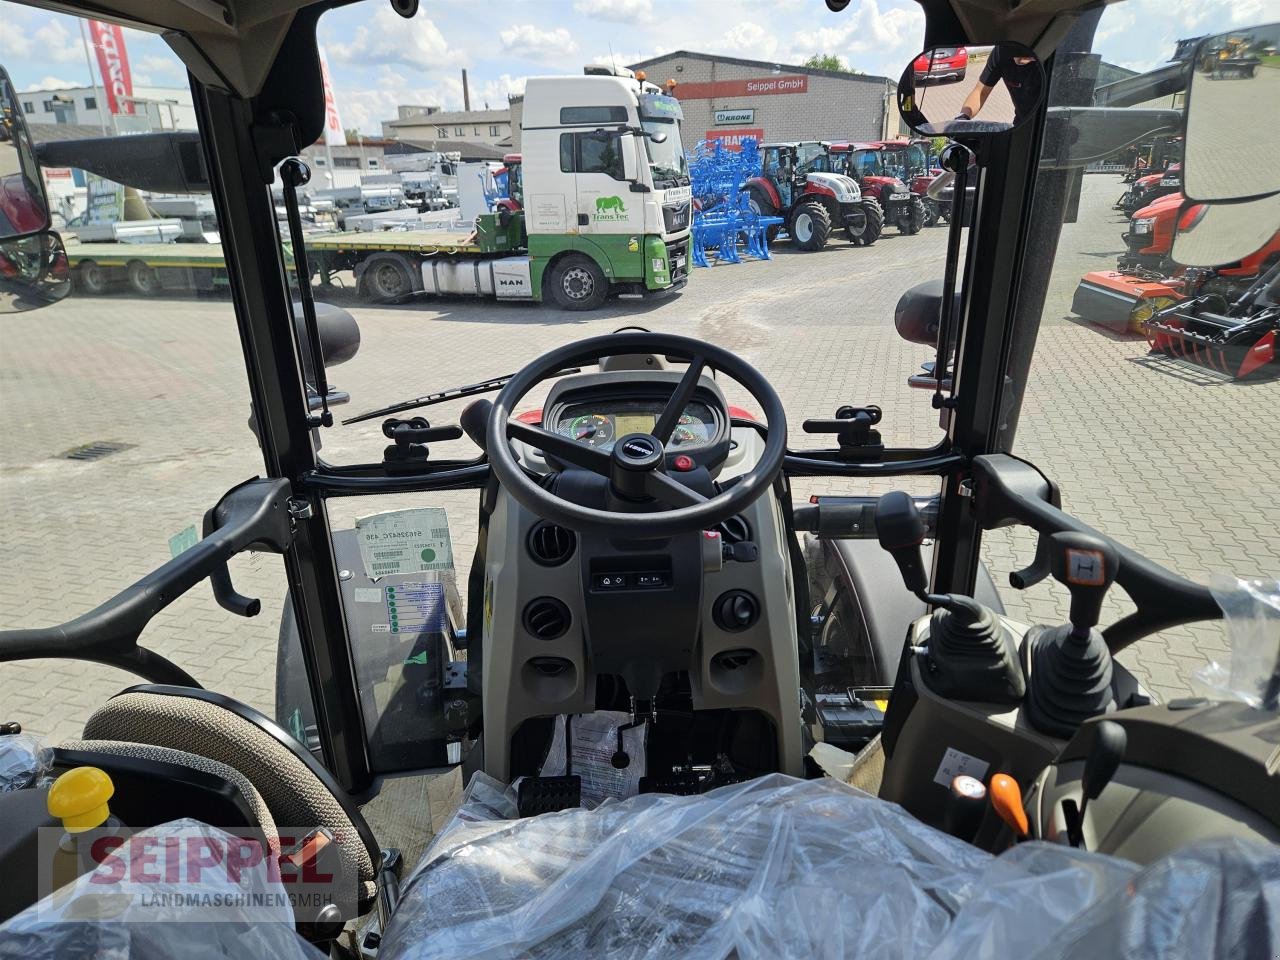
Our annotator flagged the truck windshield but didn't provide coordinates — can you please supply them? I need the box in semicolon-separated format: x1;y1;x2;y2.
642;118;687;184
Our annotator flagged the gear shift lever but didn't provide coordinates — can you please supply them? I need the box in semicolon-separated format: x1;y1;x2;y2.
1023;532;1119;737
875;492;1024;703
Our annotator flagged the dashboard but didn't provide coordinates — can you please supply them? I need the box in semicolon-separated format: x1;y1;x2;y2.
554;398;718;452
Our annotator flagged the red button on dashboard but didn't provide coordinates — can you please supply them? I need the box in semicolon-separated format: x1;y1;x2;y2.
673;455;695;472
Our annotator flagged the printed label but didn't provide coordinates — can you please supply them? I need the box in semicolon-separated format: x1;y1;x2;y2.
933;747;990;788
355;507;453;578
354;588;382;603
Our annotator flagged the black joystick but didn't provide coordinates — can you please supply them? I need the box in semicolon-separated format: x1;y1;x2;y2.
1023;532;1119;738
875;492;1024;704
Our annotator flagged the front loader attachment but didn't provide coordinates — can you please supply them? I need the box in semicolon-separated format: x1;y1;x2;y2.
1143;301;1279;379
1071;270;1182;332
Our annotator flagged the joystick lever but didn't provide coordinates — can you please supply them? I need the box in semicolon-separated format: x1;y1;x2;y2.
1048;532;1118;637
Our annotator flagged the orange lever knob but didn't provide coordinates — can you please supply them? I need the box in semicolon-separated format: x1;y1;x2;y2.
989;773;1029;838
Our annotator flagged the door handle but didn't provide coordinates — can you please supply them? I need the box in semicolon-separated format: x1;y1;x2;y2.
577;213;589;226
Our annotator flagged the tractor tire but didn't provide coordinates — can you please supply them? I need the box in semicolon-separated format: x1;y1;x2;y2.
848;198;883;246
548;253;609;310
921;197;941;227
127;260;160;296
789;200;831;251
75;259;108;295
900;196;925;235
360;256;414;303
746;189;782;243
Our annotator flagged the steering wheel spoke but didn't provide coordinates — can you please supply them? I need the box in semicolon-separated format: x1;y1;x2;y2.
644;470;708;508
507;419;612;477
652;354;706;445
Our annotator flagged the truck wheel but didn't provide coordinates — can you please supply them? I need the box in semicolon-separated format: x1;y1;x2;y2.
790;200;831;251
361;256;413;303
75;259;108;295
848;198;883;246
900;197;925;235
746;189;781;243
548;254;608;310
921;197;940;227
127;260;160;295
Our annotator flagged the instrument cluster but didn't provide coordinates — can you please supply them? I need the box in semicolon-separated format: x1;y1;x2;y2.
554;399;717;452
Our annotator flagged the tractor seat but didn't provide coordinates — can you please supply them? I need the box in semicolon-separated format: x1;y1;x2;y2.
75;685;380;912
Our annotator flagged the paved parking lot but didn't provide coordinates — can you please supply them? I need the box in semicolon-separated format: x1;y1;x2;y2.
2;173;1277;752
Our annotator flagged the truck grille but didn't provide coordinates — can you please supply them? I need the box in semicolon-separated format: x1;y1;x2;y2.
666;239;689;281
663;201;691;234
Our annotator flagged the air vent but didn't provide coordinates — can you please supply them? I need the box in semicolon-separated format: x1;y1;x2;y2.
527;522;576;566
527;656;572;677
60;440;134;461
523;597;571;640
713;649;758;671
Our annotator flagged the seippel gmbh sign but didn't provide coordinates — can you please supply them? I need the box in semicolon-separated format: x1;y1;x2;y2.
714;108;755;125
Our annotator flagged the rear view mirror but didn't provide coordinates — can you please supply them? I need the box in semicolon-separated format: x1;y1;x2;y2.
898;42;1045;139
0;66;52;240
1183;23;1280;202
1171;193;1280;268
0;231;72;313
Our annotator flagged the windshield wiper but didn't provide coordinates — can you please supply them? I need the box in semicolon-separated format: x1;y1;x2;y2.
343;368;582;425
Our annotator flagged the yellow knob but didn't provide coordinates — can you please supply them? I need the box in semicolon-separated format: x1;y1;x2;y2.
48;767;115;833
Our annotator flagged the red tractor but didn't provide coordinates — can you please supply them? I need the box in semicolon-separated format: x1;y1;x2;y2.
744;142;883;251
829;140;935;231
1072;193;1280;377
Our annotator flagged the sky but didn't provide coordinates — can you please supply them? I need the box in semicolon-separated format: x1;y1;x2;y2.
1;0;1274;134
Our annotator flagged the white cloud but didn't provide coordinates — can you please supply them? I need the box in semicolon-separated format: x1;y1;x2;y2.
718;22;779;60
499;24;578;60
473;73;526;109
35;20;85;64
21;76;80;92
573;0;653;23
137;54;184;77
327;8;463;70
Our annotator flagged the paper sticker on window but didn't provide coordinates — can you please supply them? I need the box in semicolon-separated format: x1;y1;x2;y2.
355;507;453;578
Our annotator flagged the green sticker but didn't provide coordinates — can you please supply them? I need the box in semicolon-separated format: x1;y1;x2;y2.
420;547;436;563
168;525;199;558
403;651;429;665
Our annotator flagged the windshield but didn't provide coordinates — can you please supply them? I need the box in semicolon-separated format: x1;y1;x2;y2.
642;118;687;183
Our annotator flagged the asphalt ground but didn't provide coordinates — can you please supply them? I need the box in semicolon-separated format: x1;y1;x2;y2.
2;174;1276;826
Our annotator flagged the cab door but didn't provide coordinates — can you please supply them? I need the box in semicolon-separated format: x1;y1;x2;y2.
569;129;643;237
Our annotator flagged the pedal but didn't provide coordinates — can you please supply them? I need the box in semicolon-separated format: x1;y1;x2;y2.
516;775;581;817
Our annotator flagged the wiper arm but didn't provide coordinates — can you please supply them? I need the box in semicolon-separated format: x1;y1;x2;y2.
343;368;582;425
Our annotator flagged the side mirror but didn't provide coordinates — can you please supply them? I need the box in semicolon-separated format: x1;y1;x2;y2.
620;133;639;182
1183;22;1280;202
0;231;72;313
0;66;52;241
898;42;1045;139
1171;192;1280;268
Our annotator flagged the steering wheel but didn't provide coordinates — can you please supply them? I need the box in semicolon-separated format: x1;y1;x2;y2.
486;332;787;537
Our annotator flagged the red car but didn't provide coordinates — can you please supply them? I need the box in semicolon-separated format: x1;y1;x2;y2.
913;47;968;84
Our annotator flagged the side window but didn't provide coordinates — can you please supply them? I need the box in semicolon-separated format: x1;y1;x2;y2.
560;105;628;124
577;132;624;180
560;133;574;173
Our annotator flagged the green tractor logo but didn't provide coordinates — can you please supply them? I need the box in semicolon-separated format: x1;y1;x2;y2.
594;195;627;220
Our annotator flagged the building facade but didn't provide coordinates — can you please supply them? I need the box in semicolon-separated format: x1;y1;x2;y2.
17;84;197;131
381;105;512;147
629;52;901;149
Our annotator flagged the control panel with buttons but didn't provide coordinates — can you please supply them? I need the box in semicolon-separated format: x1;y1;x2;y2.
590;570;671;592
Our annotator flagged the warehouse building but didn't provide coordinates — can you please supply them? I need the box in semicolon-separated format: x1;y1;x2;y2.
629;51;902;148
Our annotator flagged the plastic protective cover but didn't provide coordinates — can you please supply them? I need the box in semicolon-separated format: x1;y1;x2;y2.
0;818;322;960
1195;576;1280;710
382;773;1280;960
0;733;52;792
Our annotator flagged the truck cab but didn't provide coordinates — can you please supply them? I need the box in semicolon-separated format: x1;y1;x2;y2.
521;67;691;309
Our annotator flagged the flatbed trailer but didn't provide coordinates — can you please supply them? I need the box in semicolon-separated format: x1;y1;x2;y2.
65;240;232;296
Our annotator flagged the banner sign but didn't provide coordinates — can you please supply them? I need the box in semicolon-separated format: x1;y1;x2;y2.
703;128;765;151
677;75;807;101
88;20;134;115
319;48;345;147
714;108;755;125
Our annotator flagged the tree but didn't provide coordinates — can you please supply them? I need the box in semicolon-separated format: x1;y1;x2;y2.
804;54;847;72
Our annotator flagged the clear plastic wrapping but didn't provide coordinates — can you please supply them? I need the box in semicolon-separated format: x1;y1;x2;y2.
381;773;1280;960
0;818;323;960
0;733;52;792
1195;576;1280;710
